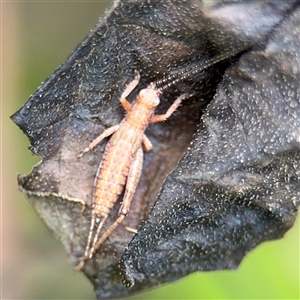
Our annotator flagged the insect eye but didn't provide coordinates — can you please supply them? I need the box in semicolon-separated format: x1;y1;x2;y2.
153;97;160;106
139;89;147;97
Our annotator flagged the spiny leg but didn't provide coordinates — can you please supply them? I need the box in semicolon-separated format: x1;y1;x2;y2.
91;147;144;255
120;72;140;111
150;93;189;123
119;147;143;215
78;125;120;157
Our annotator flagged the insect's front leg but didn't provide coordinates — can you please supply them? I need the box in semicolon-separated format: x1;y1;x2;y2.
150;93;189;123
120;72;140;111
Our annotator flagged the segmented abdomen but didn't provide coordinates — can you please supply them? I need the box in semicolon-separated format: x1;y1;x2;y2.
93;138;134;217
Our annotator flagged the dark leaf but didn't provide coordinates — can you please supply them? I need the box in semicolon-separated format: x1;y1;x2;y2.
11;0;299;299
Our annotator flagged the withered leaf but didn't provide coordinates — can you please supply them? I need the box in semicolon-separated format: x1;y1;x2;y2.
11;0;299;299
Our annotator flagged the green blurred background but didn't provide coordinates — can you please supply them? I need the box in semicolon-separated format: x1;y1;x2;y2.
2;1;299;299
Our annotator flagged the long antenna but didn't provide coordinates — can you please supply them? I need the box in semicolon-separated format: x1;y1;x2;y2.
155;44;252;92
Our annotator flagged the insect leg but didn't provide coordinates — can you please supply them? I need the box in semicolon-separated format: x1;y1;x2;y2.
78;124;120;157
120;72;140;111
142;134;153;151
91;147;144;254
120;147;143;215
150;93;189;123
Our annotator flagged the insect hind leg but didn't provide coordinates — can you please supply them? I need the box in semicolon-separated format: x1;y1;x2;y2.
85;148;144;259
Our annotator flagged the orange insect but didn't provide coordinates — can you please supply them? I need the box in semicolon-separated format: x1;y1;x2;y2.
77;46;249;269
77;73;188;269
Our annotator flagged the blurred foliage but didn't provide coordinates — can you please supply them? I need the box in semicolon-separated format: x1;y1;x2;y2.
3;1;299;299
